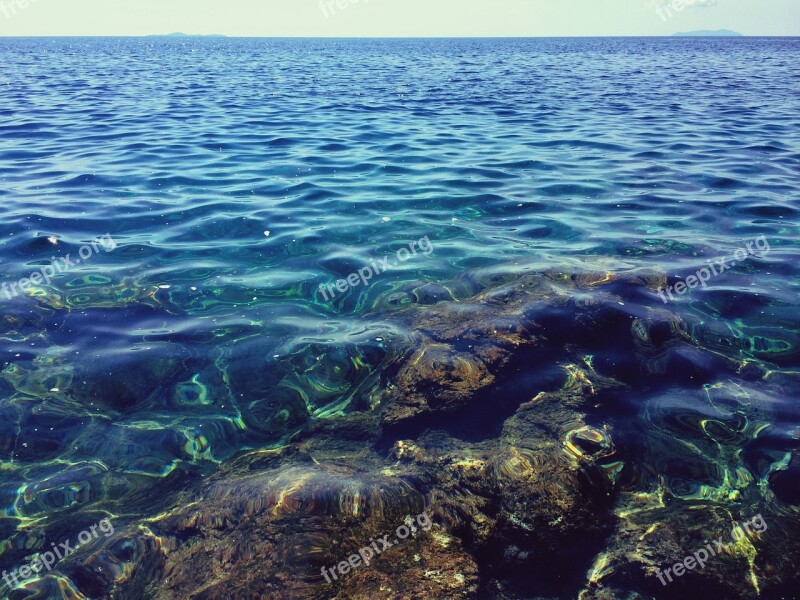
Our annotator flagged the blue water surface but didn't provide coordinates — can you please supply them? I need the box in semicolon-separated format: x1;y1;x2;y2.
0;37;799;598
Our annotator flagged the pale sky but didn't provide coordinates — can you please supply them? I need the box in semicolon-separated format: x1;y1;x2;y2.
0;0;798;37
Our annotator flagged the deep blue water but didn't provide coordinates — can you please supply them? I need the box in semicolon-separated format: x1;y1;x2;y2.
1;38;799;598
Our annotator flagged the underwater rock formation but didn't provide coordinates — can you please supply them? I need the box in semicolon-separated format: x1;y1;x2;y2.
4;265;800;599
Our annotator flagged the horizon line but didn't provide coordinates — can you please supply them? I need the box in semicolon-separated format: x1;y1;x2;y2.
5;34;800;39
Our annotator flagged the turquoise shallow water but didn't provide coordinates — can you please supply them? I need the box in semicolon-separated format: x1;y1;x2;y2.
1;38;800;598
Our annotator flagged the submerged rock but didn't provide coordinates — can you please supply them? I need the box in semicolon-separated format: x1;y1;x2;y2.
6;265;800;599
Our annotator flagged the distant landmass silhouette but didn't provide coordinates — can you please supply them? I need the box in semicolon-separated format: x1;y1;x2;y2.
673;29;743;37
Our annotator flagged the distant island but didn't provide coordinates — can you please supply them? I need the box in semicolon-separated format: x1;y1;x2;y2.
147;32;227;38
673;29;743;37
